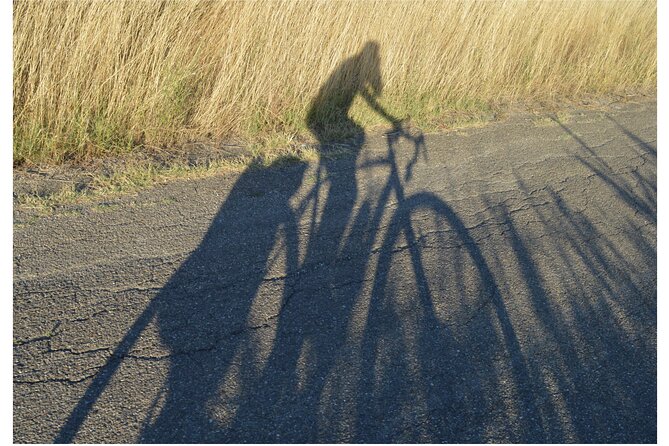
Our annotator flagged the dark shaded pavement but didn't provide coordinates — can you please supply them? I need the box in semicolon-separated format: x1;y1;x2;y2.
14;101;656;443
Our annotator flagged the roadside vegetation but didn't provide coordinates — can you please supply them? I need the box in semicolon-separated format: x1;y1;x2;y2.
13;0;656;208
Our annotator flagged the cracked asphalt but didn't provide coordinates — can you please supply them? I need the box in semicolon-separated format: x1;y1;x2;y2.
14;102;656;443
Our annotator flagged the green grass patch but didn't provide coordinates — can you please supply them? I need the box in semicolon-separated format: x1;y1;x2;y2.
14;144;319;215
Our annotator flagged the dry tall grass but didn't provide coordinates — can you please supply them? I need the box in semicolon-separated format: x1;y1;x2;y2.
13;0;656;166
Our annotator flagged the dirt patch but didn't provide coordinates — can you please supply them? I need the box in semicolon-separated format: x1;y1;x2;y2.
13;139;253;204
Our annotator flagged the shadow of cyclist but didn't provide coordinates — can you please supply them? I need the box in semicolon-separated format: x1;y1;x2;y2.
221;40;413;441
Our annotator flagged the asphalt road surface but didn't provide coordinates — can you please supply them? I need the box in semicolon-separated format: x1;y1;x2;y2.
14;102;656;443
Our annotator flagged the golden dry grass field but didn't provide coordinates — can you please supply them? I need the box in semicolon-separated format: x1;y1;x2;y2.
13;0;656;166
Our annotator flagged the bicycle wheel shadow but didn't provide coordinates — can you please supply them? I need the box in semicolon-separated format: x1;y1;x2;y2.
54;41;656;443
53;155;309;443
343;115;655;442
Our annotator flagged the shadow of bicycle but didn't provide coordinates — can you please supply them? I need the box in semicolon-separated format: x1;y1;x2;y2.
55;42;656;443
